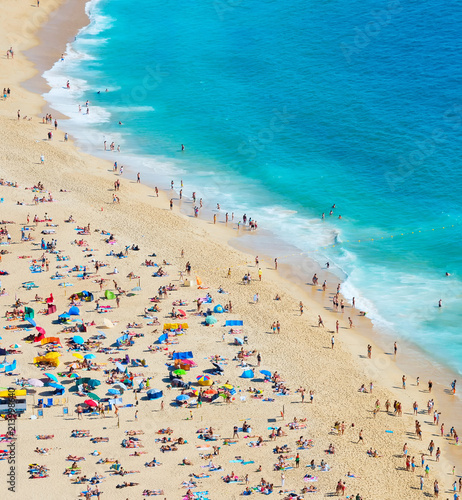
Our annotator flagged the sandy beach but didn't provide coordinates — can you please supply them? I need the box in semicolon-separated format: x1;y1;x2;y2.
0;1;461;499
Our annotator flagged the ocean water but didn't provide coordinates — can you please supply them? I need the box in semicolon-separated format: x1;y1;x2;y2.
43;0;462;374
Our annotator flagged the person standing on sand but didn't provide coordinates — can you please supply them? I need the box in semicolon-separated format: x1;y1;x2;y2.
367;344;372;358
394;342;398;356
428;380;433;393
331;336;335;349
170;199;173;210
299;301;303;315
137;173;140;183
348;317;353;328
402;375;407;389
274;258;278;270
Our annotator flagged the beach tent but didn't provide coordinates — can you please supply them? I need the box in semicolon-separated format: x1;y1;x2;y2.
78;291;94;302
24;307;35;319
147;389;163;400
68;306;80;316
213;305;224;313
205;315;217;325
157;333;168;344
26;317;37;327
234;337;244;345
241;369;254;379
226;320;244;327
105;290;116;300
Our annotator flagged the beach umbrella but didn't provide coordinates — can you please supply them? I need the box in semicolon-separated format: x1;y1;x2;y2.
176;394;189;402
103;318;114;328
88;379;101;388
36;326;46;336
147;389;163;400
205;315;217;325
72;335;84;345
26;318;36;327
108;388;121;395
84;399;97;407
234;337;244;345
28;378;43;387
68;373;80;378
197;375;213;386
178;309;187;317
260;370;272;378
105;290;116;300
96;330;107;338
131;286;142;292
44;373;58;383
87;392;100;401
241;369;254;379
173;369;187;376
113;382;127;392
213;305;224;313
222;384;234;390
204;388;217;396
48;382;65;391
9;344;21;349
84;353;96;359
73;353;84;360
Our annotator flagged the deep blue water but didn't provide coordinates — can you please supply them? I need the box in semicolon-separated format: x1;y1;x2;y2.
43;0;462;374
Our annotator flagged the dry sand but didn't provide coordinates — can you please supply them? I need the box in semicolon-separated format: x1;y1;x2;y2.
0;1;460;499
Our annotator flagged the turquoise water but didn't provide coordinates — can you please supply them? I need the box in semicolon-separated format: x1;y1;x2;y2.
44;0;462;374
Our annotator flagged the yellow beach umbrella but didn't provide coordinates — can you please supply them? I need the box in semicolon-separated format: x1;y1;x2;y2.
73;353;84;360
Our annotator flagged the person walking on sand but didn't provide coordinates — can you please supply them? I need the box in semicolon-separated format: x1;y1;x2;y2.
137;172;140;183
170;199;173;210
274;258;278;270
402;375;407;389
331;336;335;349
367;344;372;358
40;154;45;164
348;317;353;328
299;301;304;315
394;342;398;356
318;315;324;328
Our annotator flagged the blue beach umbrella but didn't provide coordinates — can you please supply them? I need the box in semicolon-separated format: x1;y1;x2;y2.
241;369;254;379
108;388;121;395
84;353;96;359
260;370;272;378
205;315;217;325
48;382;65;392
72;335;84;345
176;394;190;402
44;373;58;383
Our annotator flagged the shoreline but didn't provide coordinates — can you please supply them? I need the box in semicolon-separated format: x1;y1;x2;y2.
32;0;462;476
1;1;460;497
